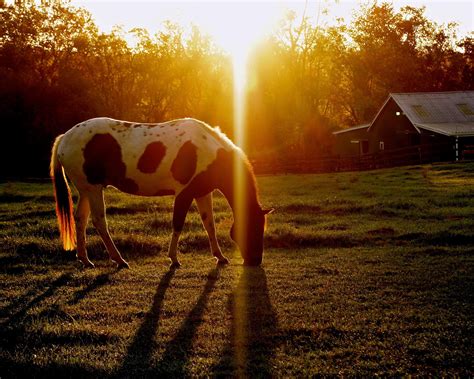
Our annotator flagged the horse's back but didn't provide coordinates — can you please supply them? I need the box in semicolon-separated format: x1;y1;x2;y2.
57;117;233;196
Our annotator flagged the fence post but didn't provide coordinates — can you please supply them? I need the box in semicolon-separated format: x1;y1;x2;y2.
455;137;459;161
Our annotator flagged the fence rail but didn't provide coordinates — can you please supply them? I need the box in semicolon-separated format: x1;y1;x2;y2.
2;144;472;182
251;142;467;174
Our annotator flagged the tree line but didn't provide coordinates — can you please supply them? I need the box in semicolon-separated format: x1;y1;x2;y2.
1;1;472;176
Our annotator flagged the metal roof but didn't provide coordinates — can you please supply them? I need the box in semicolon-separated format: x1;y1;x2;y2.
332;124;370;135
414;122;474;137
369;91;474;136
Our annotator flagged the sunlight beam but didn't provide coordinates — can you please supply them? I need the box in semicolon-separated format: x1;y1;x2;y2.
233;266;248;377
232;49;247;151
231;41;251;269
223;3;279;358
229;22;254;374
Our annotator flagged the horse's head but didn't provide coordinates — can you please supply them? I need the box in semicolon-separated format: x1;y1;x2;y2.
230;206;273;266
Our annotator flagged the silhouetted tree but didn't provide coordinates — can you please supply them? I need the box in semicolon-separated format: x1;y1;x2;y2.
0;1;472;176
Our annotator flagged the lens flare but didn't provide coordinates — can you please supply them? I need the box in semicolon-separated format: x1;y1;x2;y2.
233;50;247;148
233;266;248;375
225;5;277;368
229;38;252;372
232;46;249;262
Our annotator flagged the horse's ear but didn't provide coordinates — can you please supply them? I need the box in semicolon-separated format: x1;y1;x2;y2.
262;208;274;215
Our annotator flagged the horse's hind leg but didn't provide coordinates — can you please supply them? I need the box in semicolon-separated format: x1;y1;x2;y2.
75;193;94;268
88;189;129;269
195;193;229;264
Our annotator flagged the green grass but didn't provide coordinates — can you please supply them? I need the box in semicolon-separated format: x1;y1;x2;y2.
1;162;474;376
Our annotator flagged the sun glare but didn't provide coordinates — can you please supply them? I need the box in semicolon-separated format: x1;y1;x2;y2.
219;7;274;365
201;2;278;149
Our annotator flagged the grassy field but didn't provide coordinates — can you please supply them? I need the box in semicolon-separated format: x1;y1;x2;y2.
1;162;474;377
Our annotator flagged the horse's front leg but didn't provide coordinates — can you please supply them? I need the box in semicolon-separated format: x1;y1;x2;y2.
168;194;193;268
195;193;229;265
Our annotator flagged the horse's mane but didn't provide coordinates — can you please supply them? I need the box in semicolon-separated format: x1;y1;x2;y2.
194;119;235;149
214;126;260;205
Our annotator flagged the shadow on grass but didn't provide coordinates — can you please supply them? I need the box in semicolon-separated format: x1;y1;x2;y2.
0;273;73;325
67;272;112;306
152;267;221;375
114;268;177;378
0;209;55;222
1;269;117;326
212;267;278;377
115;267;222;377
0;272;96;377
0;358;108;379
0;250;76;269
1;270;116;376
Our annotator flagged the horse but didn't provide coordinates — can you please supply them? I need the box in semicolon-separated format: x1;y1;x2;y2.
50;117;273;268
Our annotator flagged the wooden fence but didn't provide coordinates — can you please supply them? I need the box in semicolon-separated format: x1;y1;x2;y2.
251;142;462;175
3;143;472;182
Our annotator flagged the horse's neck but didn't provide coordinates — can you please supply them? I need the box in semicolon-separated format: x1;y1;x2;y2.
217;154;260;215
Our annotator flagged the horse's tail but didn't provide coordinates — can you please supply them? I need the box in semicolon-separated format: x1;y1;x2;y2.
50;135;76;251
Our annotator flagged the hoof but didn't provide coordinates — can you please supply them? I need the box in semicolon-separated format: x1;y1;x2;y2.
79;259;95;268
116;261;130;270
169;261;181;269
216;256;230;265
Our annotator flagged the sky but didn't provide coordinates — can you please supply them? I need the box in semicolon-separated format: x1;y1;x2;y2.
70;0;474;53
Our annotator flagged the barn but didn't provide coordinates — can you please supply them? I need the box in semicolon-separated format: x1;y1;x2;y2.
333;91;474;164
333;124;370;156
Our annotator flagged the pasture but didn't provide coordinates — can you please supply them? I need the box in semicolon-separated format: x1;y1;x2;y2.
1;162;474;376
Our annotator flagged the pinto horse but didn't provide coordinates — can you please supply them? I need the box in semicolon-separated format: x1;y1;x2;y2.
50;117;272;268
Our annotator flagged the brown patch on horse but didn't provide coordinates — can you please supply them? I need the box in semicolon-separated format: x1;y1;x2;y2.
178;148;239;201
83;133;139;193
171;140;198;184
137;141;166;174
172;149;230;231
180;148;258;203
176;148;264;264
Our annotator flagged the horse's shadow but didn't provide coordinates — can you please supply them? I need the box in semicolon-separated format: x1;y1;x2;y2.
1;270;115;327
0;272;73;327
114;268;177;377
152;267;221;375
212;267;278;377
1;269;116;331
1;269;115;378
3;264;277;377
67;272;111;305
116;266;277;377
115;267;220;377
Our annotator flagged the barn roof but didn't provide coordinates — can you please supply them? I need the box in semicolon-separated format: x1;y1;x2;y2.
332;124;370;135
369;91;474;136
414;122;474;136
